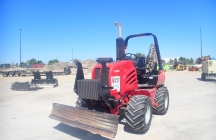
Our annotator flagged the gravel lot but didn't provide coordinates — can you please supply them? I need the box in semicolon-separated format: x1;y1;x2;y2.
0;71;216;140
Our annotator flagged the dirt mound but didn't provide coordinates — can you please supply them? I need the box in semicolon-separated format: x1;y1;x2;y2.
81;59;97;73
39;60;98;73
40;62;76;72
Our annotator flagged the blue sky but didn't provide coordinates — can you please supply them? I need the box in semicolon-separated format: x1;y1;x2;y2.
0;0;216;64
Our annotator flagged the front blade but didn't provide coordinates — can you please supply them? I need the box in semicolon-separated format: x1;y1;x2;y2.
49;103;119;138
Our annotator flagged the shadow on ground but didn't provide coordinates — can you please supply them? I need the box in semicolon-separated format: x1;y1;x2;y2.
197;78;216;83
54;123;111;140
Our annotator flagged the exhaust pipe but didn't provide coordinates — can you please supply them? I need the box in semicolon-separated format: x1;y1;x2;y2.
114;22;122;38
114;22;125;60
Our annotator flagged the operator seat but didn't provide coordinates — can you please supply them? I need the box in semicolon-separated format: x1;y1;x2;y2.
96;57;113;64
135;57;146;75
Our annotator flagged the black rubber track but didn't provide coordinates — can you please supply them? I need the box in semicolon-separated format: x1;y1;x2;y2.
75;98;82;107
75;98;89;108
153;87;169;115
125;95;152;133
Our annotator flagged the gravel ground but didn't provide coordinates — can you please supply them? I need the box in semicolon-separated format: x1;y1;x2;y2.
0;71;216;140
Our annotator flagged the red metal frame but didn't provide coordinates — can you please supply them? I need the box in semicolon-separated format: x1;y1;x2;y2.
91;59;165;115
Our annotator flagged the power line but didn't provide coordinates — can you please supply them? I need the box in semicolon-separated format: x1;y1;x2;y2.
20;29;22;67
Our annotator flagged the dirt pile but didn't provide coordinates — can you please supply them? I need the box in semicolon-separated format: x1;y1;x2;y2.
39;60;98;73
40;62;76;72
81;59;97;73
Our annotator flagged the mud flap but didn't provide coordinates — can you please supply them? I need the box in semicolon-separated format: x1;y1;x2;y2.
49;103;119;138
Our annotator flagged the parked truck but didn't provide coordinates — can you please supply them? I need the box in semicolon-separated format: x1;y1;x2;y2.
201;60;216;80
32;64;44;68
1;68;71;77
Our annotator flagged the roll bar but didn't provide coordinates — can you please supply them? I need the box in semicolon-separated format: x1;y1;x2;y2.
124;33;163;70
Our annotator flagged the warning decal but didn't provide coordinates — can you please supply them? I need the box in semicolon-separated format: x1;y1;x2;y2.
111;76;120;92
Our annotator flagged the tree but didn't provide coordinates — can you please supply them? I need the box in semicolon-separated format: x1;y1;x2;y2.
27;58;37;65
135;52;145;57
19;62;27;67
37;60;44;64
71;58;80;63
188;58;194;64
168;58;174;64
48;59;59;65
196;58;202;64
178;56;186;63
131;52;145;59
161;59;165;64
162;57;194;65
173;58;178;68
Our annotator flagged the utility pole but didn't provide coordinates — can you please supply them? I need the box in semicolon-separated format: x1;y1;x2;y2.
20;29;22;67
199;26;202;58
195;46;196;61
72;47;73;60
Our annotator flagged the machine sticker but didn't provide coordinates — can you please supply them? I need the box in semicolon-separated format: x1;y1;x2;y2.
114;70;120;72
111;76;120;92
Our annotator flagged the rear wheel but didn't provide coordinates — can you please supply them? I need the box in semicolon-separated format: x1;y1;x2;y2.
125;95;152;133
3;72;9;77
153;87;169;115
9;71;14;77
15;71;20;77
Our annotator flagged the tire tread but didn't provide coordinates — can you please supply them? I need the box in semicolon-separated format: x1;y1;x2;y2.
126;95;152;133
153;87;169;115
